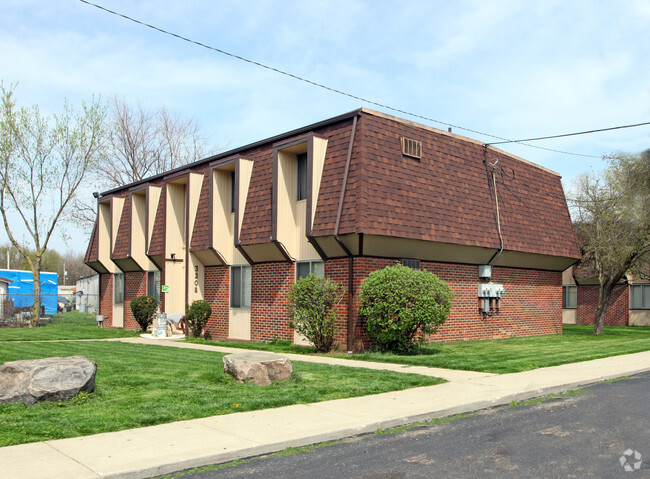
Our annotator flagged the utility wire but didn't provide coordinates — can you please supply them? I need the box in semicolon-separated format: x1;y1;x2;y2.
487;121;650;146
80;0;622;159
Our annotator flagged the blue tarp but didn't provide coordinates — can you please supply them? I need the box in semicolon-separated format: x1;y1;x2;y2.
0;269;58;315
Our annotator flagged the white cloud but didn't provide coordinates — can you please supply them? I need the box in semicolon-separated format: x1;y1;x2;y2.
1;0;649;254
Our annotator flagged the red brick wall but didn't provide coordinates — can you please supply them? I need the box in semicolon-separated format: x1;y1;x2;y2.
343;258;562;344
107;257;564;347
203;265;230;340
428;261;562;341
123;271;147;330
250;262;295;342
576;284;629;326
99;273;113;326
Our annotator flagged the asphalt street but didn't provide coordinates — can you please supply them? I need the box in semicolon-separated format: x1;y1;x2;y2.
170;372;650;479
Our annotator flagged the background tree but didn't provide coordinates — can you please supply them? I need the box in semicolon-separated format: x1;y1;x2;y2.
0;243;28;270
571;149;650;335
61;251;95;284
0;83;105;325
72;97;213;230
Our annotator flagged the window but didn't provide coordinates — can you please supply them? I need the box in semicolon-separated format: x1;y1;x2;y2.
230;265;251;308
296;152;307;201
563;285;577;309
402;259;420;270
630;284;650;309
230;171;236;213
114;273;124;305
296;261;324;280
147;270;161;304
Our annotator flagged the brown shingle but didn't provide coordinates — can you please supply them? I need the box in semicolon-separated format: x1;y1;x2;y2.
312;112;580;259
112;196;130;259
148;187;165;256
190;170;211;251
84;221;99;264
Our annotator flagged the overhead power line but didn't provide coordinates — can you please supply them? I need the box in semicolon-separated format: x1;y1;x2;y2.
79;0;639;160
487;121;650;146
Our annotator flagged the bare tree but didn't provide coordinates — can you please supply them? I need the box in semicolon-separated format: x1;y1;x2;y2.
571;150;650;334
72;96;212;231
0;83;105;325
62;250;94;284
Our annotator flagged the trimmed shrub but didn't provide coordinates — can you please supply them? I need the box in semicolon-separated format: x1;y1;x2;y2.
130;296;158;332
185;300;212;338
358;264;453;353
287;274;345;353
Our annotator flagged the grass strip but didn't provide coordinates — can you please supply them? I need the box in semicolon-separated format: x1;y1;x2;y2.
0;311;140;341
0;340;443;446
192;325;650;374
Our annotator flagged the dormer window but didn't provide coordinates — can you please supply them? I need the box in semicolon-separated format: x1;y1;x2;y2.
297;152;307;201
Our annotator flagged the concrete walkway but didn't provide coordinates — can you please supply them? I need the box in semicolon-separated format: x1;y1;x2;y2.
2;338;650;479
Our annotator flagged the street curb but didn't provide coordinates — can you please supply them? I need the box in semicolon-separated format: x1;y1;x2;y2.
136;367;650;479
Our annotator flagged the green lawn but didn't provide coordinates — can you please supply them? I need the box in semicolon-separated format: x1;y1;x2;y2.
0;311;140;341
192;325;650;374
0;341;443;446
334;325;650;373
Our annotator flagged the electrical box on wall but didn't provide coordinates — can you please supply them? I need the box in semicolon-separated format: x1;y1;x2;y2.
478;282;505;298
478;282;505;317
478;264;492;280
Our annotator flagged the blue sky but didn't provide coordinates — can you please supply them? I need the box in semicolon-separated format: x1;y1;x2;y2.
1;0;649;255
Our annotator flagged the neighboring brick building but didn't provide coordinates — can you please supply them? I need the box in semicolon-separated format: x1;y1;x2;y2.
85;109;581;349
562;266;650;327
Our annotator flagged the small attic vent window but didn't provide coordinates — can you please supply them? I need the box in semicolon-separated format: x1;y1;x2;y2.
401;137;422;159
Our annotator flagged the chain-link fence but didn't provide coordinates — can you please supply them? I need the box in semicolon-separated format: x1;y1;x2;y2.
0;293;100;327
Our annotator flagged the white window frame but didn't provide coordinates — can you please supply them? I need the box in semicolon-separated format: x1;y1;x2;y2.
296;260;324;280
563;285;577;309
147;270;161;304
114;273;124;305
230;265;251;308
630;284;650;310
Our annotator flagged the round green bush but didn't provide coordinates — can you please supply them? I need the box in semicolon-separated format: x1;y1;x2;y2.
185;300;212;338
130;295;158;332
287;274;345;352
358;264;453;353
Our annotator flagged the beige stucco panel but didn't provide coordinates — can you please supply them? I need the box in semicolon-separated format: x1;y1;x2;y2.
310;137;328;228
187;252;204;304
165;182;186;313
213;168;235;264
112;302;123;328
562;309;577;324
229;307;251;340
131;192;156;270
630;310;650;326
562;268;576;285
110;197;125;255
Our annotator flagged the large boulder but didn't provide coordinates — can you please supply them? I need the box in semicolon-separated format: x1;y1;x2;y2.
0;356;97;406
223;352;292;386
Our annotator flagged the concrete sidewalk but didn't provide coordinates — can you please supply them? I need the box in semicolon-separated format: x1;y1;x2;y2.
2;339;650;479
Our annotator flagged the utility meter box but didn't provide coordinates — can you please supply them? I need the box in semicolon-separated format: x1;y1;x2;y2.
478;264;492;280
478;282;505;298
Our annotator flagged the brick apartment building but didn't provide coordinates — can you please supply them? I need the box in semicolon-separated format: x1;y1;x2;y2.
562;266;650;327
85;108;581;350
